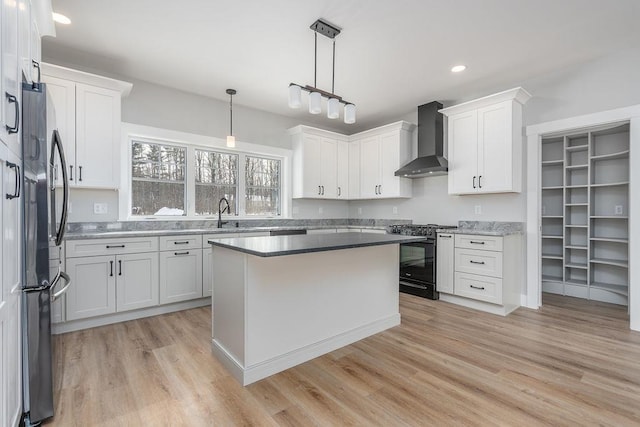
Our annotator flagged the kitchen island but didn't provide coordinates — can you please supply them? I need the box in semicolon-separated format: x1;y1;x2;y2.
208;232;425;385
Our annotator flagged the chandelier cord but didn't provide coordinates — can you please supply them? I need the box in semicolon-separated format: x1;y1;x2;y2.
332;40;335;95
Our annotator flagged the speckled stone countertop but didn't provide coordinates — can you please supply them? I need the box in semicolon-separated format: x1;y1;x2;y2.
209;232;427;257
439;221;524;236
63;219;407;240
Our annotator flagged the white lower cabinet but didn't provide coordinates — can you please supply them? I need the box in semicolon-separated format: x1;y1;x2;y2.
66;255;116;320
436;233;454;294
49;244;65;324
203;246;213;297
116;252;159;312
159;249;203;304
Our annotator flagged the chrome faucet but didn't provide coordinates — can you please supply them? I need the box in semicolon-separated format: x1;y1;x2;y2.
217;197;230;228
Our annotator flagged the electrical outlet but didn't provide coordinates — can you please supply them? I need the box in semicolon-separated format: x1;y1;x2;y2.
318;206;323;215
392;206;398;215
94;203;108;214
474;205;482;215
358;207;362;215
615;205;623;215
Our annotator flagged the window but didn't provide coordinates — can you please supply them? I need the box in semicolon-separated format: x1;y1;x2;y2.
245;156;281;216
131;141;186;215
195;149;238;215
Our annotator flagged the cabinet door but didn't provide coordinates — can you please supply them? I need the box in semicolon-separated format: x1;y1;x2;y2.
43;75;76;181
320;138;337;198
66;255;116;320
477;102;512;193
448;110;478;195
202;246;213;297
159;249;203;304
18;0;31;82
336;140;349;199
2;150;21;299
75;83;120;188
116;252;159;312
348;140;360;199
436;234;454;294
359;136;380;198
1;0;20;153
379;131;402;197
300;134;322;197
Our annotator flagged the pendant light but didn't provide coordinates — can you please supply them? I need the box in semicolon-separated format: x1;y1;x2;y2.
226;89;236;148
288;19;356;124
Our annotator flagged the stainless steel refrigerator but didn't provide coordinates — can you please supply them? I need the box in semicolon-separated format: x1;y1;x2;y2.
21;81;70;425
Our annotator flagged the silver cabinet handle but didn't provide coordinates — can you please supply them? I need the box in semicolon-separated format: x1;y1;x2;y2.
32;60;41;85
5;161;20;199
5;92;19;134
469;260;485;265
470;285;485;290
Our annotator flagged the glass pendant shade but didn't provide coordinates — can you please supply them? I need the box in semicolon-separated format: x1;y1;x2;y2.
309;91;322;114
344;103;356;124
327;98;340;119
226;135;236;148
288;85;302;109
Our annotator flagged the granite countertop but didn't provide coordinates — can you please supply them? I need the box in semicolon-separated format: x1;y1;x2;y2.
437;220;524;236
438;228;522;236
64;225;387;240
208;232;426;257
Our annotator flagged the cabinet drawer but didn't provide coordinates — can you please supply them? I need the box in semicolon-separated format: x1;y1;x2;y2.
454;272;502;305
455;234;503;251
66;237;159;258
160;234;202;251
455;248;503;278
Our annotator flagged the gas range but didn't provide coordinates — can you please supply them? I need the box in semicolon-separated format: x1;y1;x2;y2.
388;224;457;239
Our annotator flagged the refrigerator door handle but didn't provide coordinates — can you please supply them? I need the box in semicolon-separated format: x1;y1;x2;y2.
51;270;71;301
51;130;69;246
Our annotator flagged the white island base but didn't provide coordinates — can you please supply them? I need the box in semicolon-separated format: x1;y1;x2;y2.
211;244;400;385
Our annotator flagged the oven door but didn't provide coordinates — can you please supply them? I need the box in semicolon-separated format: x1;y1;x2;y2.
399;239;435;285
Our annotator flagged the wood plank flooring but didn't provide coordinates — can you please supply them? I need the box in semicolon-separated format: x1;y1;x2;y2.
45;293;640;426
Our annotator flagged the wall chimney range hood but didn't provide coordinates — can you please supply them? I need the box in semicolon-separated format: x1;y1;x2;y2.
394;101;447;178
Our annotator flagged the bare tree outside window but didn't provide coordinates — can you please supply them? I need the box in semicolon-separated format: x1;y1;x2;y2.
245;156;281;216
195;149;238;215
131;141;186;216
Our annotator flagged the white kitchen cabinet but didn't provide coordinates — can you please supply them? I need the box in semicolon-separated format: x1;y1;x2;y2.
436;233;454;294
348;140;360;199
159;249;203;304
352;122;414;199
440;87;531;195
116;252;159;312
66;255;116;320
290;126;345;199
336;140;349;199
1;0;20;155
42;63;132;189
49;244;65;324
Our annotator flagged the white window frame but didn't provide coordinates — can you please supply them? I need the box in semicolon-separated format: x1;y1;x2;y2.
120;123;292;220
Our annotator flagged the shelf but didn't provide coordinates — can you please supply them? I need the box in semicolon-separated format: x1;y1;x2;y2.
590;216;628;219
542;159;564;166
542;186;563;190
590;150;629;162
590;258;628;268
566;144;589;152
541;275;563;283
542;235;563;240
565;278;588;287
566;164;588;170
565;185;588;189
590;237;628;244
542;254;563;260
565;203;588;207
565;225;588;228
565;245;587;250
565;263;588;269
590;282;628;296
542;215;563;218
590;181;629;188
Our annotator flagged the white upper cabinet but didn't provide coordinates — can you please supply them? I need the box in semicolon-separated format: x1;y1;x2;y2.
352;121;414;199
41;63;132;189
290;126;345;199
336;140;349;199
1;0;20;154
348;139;360;199
440;87;531;195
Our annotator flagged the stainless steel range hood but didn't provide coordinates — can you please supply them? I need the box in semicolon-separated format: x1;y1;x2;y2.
395;101;447;178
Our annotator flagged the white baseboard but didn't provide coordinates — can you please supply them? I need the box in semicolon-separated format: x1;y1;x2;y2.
52;298;211;334
440;294;518;316
212;313;401;386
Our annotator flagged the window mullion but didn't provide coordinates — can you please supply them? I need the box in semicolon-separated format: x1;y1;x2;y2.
238;153;246;216
186;146;195;216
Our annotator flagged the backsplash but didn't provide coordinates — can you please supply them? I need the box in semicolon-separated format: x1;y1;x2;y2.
457;220;524;234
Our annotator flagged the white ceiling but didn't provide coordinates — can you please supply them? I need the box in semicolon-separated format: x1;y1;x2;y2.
45;0;640;133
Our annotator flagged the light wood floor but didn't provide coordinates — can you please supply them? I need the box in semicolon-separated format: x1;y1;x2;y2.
45;293;640;426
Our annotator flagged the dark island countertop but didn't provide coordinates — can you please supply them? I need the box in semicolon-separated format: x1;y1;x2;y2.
209;232;427;257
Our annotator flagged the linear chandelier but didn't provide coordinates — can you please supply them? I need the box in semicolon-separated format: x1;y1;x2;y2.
288;19;356;124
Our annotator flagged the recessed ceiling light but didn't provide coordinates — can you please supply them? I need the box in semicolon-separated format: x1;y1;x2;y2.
451;65;466;73
52;12;71;25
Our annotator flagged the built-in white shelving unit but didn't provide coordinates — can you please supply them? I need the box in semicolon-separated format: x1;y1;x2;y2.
540;123;629;305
